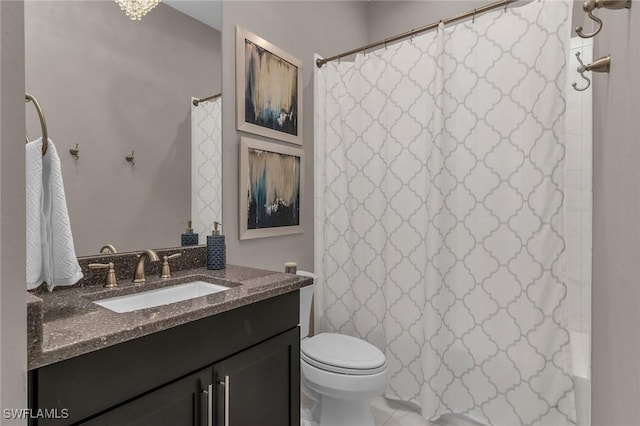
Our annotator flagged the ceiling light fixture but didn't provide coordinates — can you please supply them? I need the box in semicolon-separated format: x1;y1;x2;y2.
115;0;161;20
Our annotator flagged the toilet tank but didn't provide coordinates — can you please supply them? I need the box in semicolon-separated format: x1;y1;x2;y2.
297;271;317;339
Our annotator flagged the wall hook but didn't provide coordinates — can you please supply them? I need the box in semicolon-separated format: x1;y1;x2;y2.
69;143;79;160
576;0;631;39
576;9;603;38
125;150;135;166
572;52;611;92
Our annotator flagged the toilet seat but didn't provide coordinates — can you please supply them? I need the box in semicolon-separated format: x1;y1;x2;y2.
301;333;387;375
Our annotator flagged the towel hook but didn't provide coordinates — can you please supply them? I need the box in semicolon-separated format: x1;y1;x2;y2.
572;52;611;92
69;143;79;160
125;150;135;166
576;8;603;38
576;0;631;39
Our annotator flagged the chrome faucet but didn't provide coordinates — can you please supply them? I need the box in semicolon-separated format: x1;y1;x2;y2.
133;249;160;283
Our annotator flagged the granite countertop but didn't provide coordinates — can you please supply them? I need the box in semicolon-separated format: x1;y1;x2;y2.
27;264;311;370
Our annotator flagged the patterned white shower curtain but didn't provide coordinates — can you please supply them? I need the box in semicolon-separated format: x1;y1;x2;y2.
191;96;222;239
314;1;575;425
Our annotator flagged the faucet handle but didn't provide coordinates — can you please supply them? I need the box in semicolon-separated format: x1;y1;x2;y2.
88;262;118;288
160;253;182;279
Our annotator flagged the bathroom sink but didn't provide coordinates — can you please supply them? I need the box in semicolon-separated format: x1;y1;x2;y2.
94;281;229;313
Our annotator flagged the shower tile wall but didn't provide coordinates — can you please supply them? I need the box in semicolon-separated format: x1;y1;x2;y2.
566;37;593;376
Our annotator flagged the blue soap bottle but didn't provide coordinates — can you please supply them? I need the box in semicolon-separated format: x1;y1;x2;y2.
181;220;199;246
207;222;225;270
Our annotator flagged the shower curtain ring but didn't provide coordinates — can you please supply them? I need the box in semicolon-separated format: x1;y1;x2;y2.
473;9;476;23
410;29;415;40
504;0;509;12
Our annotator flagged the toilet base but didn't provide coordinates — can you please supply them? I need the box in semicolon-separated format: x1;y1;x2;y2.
319;395;375;426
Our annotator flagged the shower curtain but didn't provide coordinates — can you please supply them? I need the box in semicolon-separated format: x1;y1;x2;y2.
191;96;222;239
314;1;575;425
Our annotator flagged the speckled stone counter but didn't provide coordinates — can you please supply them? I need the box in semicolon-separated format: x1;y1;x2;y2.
27;264;311;370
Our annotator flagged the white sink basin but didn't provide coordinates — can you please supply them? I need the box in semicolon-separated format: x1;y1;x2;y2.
94;281;229;313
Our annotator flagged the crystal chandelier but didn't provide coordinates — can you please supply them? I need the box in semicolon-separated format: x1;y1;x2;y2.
115;0;161;20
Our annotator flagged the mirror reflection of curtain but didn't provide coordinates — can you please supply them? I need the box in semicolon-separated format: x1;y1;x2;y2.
191;96;222;240
314;0;576;424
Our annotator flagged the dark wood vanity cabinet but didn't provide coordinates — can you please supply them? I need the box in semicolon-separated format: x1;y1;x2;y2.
29;292;300;426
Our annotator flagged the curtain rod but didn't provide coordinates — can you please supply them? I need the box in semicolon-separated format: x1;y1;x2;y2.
316;0;521;68
193;93;222;106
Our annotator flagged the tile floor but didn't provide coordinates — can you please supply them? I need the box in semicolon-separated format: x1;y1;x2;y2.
302;393;439;426
370;397;434;426
303;395;487;426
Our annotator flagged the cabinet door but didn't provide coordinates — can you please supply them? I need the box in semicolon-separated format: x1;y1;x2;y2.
80;367;213;426
214;328;300;426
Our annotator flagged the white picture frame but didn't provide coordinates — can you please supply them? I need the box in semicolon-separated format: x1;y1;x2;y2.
236;26;303;145
239;137;304;240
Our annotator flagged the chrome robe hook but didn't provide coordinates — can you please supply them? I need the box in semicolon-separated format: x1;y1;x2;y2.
576;0;631;38
572;52;611;92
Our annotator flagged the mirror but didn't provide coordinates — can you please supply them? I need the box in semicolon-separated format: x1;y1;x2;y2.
25;0;222;256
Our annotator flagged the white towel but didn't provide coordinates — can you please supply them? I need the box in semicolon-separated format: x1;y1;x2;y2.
26;138;83;291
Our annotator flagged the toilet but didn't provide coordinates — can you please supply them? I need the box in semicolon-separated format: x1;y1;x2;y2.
297;271;389;426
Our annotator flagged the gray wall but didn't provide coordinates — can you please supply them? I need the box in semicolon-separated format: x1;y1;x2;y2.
592;4;640;425
221;1;369;272
367;1;586;43
25;2;221;256
367;1;477;41
0;0;27;421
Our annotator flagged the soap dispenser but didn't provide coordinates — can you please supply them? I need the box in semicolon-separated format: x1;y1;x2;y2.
181;220;199;246
207;222;225;270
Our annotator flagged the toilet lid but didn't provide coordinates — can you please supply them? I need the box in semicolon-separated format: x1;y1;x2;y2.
301;333;387;375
